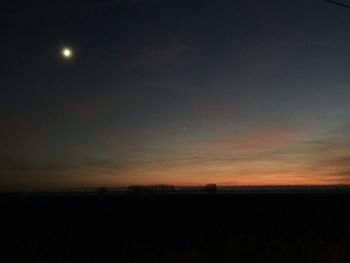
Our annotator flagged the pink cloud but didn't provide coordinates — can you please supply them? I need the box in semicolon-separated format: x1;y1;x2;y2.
188;126;307;153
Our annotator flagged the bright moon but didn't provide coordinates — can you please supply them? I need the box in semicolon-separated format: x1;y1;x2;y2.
62;48;73;59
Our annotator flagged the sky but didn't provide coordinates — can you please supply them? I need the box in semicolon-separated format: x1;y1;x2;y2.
1;0;350;190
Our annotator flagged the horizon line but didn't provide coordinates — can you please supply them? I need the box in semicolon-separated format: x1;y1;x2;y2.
1;184;350;193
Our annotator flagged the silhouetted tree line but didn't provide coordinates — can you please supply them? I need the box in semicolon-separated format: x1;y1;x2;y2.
128;184;176;193
94;184;217;195
127;184;217;193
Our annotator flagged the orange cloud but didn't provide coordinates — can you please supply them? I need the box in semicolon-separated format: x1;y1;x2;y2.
3;124;350;190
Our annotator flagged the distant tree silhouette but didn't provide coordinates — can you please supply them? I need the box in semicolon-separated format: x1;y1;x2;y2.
97;186;107;196
205;184;217;193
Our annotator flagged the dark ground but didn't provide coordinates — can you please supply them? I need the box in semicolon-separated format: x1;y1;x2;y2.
1;193;350;262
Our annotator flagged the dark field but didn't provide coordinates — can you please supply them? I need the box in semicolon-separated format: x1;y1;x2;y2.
2;193;350;263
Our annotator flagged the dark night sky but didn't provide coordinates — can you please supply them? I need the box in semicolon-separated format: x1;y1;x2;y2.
1;0;350;190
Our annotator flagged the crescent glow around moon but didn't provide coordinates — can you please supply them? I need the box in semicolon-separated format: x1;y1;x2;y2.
61;47;73;59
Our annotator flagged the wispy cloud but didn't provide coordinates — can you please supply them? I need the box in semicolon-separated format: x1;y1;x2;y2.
3;123;350;189
187;125;306;153
300;124;350;183
133;44;191;65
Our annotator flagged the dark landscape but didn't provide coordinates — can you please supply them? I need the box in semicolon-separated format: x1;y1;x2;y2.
2;189;350;263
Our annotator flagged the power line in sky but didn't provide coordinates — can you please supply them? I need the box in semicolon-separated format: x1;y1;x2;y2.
325;0;350;9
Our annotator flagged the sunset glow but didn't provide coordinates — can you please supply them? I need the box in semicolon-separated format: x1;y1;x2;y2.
2;0;350;190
